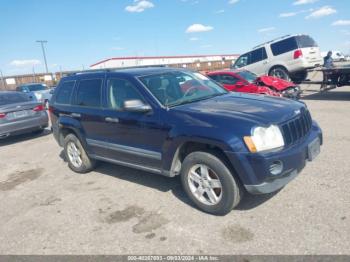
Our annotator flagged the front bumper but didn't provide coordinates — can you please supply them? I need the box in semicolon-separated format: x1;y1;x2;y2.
226;122;322;194
0;112;48;137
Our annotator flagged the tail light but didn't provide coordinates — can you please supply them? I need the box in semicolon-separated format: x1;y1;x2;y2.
33;104;44;112
0;113;6;119
294;49;303;59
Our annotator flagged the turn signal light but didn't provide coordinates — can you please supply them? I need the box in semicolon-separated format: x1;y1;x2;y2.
0;113;6;119
243;136;257;153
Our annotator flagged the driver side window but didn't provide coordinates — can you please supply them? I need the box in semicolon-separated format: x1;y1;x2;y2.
107;79;144;110
235;53;250;68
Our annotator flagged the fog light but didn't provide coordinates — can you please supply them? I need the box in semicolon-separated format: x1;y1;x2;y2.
269;161;283;176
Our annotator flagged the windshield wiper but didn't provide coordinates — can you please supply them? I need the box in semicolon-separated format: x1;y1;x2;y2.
168;93;226;107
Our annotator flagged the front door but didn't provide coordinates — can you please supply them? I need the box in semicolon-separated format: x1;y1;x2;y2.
88;77;167;172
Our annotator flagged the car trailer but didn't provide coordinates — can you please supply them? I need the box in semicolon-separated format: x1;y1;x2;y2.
303;65;350;91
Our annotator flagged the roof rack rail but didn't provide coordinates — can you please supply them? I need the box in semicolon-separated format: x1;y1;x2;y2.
252;35;291;50
69;65;168;76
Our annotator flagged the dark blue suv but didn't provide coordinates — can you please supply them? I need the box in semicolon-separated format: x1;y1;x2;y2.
50;67;322;215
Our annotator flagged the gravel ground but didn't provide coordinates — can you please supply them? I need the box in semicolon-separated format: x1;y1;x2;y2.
0;74;349;255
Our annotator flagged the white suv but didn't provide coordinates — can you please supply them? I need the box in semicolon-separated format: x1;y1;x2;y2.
232;34;323;82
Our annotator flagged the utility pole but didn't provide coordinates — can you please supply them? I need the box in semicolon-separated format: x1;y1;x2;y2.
0;70;6;90
32;66;36;82
36;40;49;73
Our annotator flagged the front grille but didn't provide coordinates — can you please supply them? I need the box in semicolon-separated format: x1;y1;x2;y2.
280;110;312;147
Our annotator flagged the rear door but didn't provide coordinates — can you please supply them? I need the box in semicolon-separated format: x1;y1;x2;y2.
70;76;106;144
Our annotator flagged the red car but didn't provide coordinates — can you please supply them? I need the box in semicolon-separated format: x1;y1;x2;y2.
206;70;301;99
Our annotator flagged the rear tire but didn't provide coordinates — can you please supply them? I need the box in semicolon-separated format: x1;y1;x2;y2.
269;66;290;81
181;151;242;215
64;134;96;173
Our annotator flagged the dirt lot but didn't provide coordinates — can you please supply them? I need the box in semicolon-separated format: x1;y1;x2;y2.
0;75;349;255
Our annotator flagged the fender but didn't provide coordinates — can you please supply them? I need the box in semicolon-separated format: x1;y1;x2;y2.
57;115;88;150
161;135;235;176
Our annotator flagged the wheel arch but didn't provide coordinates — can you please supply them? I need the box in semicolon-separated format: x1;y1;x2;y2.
167;140;243;185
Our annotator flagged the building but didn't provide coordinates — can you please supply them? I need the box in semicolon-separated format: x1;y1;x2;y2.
90;54;239;71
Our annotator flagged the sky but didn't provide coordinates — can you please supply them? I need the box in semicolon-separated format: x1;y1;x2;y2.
0;0;350;76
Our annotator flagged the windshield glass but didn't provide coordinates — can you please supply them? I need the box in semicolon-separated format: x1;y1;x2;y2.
296;35;318;48
27;84;47;91
236;71;257;83
139;71;227;107
0;93;31;106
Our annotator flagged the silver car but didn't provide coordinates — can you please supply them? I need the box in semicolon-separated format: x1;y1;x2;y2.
0;92;48;139
16;83;52;107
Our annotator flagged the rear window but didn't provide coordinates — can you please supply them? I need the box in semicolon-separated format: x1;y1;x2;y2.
295;35;318;48
56;81;75;105
75;79;102;107
27;84;47;91
0;93;31;106
271;37;298;56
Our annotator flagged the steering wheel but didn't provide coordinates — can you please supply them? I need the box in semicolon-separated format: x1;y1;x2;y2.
183;86;200;97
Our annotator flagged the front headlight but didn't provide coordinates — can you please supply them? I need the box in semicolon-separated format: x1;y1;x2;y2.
244;125;284;153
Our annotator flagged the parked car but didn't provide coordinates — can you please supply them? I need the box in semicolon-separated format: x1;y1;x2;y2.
321;51;346;62
50;67;322;215
207;69;301;99
16;83;52;107
232;34;323;83
0;91;48;139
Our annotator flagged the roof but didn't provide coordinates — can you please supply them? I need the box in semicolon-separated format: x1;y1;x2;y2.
64;66;189;80
90;54;239;67
18;83;47;87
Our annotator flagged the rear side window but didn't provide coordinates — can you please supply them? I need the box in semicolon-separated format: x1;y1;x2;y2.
56;81;75;105
75;79;102;107
271;37;298;56
0;93;31;106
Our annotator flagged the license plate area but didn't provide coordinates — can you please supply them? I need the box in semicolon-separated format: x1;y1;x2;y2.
7;110;29;120
308;137;320;161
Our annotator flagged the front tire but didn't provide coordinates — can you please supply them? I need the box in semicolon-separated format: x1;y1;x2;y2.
181;151;242;215
64;133;96;173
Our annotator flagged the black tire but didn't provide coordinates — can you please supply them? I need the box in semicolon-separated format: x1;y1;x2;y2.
180;151;242;215
269;66;290;81
291;70;308;84
63;133;96;173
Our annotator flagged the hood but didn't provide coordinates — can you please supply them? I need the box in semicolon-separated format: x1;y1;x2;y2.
256;76;295;91
172;93;304;126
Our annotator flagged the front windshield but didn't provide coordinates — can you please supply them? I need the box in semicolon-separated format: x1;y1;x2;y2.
27;84;47;91
236;71;257;83
139;71;227;107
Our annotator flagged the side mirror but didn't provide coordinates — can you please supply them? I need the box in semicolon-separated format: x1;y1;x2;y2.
123;99;152;113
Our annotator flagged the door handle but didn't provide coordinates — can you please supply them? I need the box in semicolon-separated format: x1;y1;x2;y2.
70;113;81;118
105;117;119;123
